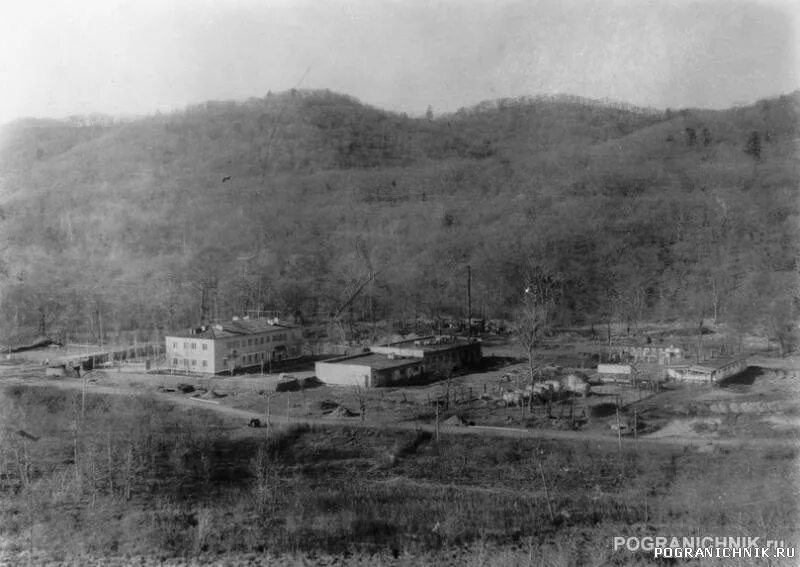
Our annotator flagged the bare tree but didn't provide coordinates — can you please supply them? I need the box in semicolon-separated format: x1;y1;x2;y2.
352;384;367;422
514;267;558;387
250;443;277;519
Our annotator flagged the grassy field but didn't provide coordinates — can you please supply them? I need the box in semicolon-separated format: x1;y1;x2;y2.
1;383;797;565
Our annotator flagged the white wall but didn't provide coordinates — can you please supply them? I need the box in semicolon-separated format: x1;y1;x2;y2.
598;363;632;375
165;336;216;373
315;361;371;387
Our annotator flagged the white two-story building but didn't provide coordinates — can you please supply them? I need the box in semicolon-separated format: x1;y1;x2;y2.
165;318;302;374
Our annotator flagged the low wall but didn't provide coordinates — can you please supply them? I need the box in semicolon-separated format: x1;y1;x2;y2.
105;370;311;393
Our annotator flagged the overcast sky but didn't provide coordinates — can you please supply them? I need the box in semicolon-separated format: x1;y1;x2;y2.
1;0;798;123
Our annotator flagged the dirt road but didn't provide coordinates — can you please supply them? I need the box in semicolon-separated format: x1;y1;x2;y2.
2;367;794;451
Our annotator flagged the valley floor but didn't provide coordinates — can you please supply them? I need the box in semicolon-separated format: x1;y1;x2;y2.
0;348;798;566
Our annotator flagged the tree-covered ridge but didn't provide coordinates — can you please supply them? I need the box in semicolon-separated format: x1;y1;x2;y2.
0;89;797;348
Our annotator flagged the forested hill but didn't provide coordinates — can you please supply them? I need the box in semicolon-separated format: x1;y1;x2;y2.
0;89;798;347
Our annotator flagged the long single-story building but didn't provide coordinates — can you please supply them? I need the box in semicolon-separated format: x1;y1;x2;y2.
597;363;633;383
609;343;684;365
165;318;302;374
316;335;482;388
667;357;748;384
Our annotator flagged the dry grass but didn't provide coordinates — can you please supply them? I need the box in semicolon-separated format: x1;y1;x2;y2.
0;384;797;565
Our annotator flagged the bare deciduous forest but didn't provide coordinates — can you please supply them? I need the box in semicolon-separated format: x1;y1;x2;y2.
0;89;797;348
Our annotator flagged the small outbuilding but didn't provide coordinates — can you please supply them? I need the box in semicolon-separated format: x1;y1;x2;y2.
597;363;632;383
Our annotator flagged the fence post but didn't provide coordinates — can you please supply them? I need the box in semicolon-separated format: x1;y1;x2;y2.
615;397;622;458
435;401;440;442
570;399;574;428
539;462;555;522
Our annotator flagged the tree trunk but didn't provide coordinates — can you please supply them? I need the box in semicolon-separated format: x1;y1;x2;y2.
528;348;535;386
38;307;46;337
97;305;103;347
697;318;703;362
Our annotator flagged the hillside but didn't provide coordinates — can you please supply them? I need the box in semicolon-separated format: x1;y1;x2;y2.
0;89;798;347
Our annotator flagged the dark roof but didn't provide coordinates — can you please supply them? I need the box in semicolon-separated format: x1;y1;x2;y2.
223;319;295;335
690;357;747;372
321;352;422;371
167;319;296;340
614;343;682;350
378;335;478;353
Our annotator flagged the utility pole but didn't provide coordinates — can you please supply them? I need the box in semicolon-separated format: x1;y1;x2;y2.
435;400;440;442
466;264;472;337
98;302;103;349
616;395;623;458
697;318;704;363
81;374;86;419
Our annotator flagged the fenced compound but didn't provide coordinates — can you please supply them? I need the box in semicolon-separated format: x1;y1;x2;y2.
24;342;165;370
420;370;662;433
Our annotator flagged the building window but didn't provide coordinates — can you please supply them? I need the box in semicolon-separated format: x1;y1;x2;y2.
191;359;197;366
191;343;196;350
248;339;252;346
202;360;207;367
202;344;207;351
172;358;178;365
183;342;187;349
172;342;177;349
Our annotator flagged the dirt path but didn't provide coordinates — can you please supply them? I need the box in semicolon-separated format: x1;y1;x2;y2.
2;370;795;450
